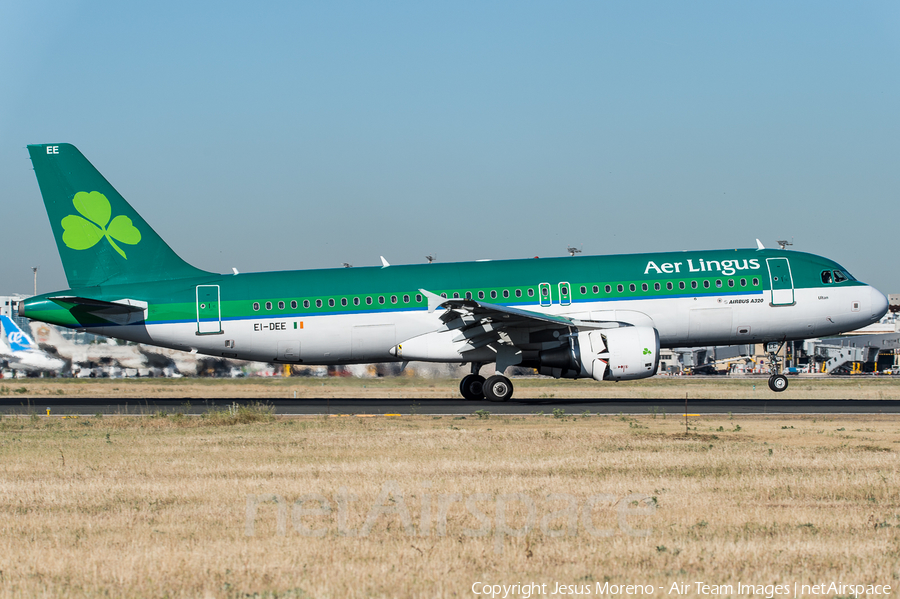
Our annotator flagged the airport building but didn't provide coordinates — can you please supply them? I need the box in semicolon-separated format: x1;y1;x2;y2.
0;294;29;332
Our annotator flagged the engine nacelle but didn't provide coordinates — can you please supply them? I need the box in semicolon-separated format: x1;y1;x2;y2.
532;326;660;382
580;326;660;381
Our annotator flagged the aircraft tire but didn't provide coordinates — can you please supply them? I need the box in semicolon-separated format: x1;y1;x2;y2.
459;374;486;401
484;375;514;402
768;374;788;392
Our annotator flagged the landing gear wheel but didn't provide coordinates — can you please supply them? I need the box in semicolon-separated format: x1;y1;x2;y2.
483;375;514;402
768;374;788;392
459;374;486;401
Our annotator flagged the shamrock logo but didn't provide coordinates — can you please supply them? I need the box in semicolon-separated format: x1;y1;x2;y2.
61;191;141;259
643;348;652;355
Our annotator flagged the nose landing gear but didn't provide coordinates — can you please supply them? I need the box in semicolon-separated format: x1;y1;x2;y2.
766;340;789;393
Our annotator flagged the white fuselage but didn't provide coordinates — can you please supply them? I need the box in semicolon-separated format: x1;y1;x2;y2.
88;284;883;366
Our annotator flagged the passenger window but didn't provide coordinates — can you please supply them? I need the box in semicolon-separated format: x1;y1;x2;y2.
580;286;587;294
478;291;485;300
728;280;734;288
303;300;310;308
617;284;624;293
629;284;636;292
415;294;422;303
341;298;348;307
833;270;847;283
391;295;397;304
503;290;509;298
666;282;673;291
378;296;386;304
315;300;322;308
278;301;285;310
703;280;710;289
561;286;568;295
453;292;460;299
679;281;686;290
821;270;833;284
290;300;297;309
654;282;660;291
641;283;648;292
592;285;599;294
605;285;611;293
491;290;498;299
252;302;259;311
440;293;447;299
366;297;373;305
328;299;335;307
515;289;522;298
527;288;535;297
265;301;273;310
691;281;698;290
403;294;410;303
465;291;473;300
715;280;722;288
541;288;549;297
353;297;360;306
752;278;759;286
740;278;746;287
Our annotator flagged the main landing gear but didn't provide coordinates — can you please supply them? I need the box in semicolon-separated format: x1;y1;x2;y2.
766;341;789;393
459;364;514;402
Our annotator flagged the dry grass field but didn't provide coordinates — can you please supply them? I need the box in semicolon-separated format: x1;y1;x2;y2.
2;374;900;399
1;409;899;598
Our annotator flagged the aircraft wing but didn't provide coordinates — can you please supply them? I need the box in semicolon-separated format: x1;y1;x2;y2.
418;288;625;353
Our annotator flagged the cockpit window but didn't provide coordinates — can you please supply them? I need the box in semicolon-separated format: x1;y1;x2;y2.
833;270;848;283
821;270;832;284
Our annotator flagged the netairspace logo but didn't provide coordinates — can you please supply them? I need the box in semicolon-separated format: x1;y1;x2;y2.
244;481;657;554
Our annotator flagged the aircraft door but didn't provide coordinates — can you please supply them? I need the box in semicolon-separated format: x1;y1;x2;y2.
539;283;552;307
766;258;795;306
196;285;222;334
558;282;571;306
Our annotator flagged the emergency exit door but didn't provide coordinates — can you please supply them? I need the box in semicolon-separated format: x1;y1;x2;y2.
196;285;222;334
766;258;795;306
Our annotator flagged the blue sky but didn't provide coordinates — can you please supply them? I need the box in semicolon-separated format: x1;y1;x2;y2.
2;1;898;294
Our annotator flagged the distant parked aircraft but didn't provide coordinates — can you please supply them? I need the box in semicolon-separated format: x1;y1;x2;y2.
0;315;66;373
29;321;148;372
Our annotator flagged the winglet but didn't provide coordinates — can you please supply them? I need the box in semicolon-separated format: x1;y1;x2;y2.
419;289;446;313
380;256;390;268
756;239;765;250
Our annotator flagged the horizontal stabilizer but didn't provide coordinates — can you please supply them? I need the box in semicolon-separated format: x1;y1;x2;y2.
49;296;148;325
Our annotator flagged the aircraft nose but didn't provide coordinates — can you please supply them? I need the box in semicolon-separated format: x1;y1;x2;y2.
870;287;889;321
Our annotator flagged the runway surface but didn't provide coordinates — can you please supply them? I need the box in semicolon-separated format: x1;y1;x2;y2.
3;397;900;415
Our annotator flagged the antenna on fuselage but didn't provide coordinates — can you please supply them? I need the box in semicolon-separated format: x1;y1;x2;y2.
342;263;353;268
567;246;582;257
426;254;436;264
776;238;793;250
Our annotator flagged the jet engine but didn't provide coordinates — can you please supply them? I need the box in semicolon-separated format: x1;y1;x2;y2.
529;326;660;382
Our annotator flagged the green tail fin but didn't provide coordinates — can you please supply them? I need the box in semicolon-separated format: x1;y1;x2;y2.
28;143;210;288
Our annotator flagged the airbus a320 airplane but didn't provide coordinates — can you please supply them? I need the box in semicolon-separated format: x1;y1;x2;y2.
20;144;888;400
